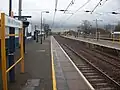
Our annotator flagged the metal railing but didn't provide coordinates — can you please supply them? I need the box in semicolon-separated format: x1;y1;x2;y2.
0;13;24;90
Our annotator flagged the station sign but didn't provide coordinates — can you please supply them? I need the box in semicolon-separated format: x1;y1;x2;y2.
5;15;22;28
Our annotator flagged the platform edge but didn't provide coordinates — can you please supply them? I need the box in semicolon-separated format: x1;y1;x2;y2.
53;36;95;90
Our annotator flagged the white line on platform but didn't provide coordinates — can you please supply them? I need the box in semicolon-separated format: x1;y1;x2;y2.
53;36;95;90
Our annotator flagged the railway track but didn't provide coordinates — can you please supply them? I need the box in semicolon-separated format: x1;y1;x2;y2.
65;39;120;83
54;36;120;90
56;36;120;82
62;44;120;90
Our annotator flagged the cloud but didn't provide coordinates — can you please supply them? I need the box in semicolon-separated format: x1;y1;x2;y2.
0;0;119;28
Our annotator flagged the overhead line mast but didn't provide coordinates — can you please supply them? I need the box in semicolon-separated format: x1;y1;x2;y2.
52;0;58;28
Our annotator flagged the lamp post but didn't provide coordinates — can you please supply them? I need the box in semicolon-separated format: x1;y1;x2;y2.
93;19;103;41
95;19;98;40
85;10;103;40
35;25;39;42
43;18;46;40
40;11;49;44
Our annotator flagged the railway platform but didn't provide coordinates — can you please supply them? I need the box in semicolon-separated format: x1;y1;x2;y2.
51;36;93;90
64;36;120;50
6;36;94;90
8;37;52;90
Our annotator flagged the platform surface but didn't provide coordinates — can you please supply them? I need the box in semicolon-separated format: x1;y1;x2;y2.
64;36;120;50
8;37;52;90
8;36;93;90
51;36;93;90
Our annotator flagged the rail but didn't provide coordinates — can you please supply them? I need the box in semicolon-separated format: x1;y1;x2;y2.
64;43;120;88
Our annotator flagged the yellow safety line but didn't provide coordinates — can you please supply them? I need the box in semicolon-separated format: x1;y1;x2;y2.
6;57;23;73
52;54;57;90
51;37;57;90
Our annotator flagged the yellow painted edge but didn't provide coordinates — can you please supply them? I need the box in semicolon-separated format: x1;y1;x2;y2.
51;37;57;90
52;54;57;90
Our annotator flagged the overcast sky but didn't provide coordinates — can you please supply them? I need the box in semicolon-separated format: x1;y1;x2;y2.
0;0;120;28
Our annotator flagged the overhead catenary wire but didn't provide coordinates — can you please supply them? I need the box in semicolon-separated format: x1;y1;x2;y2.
74;0;91;14
101;0;112;7
91;0;111;14
64;0;75;13
61;0;91;25
66;0;91;21
112;8;120;12
91;0;103;14
100;0;108;6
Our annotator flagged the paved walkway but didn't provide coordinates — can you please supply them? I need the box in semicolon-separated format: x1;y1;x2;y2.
64;36;120;50
8;37;52;90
